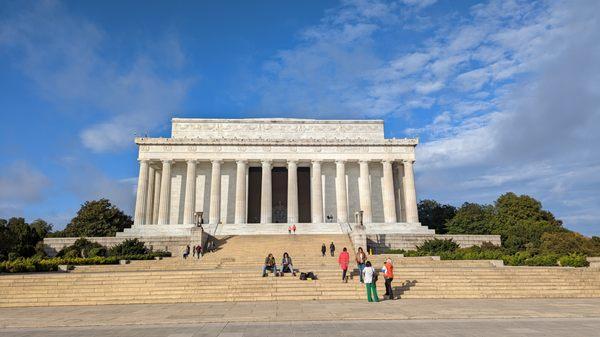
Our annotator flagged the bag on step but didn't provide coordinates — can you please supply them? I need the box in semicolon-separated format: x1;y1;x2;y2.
306;272;317;280
299;272;307;280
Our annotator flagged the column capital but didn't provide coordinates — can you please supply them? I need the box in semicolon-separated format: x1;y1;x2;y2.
138;159;150;164
211;159;223;164
161;159;173;164
335;159;346;165
382;159;394;165
186;159;198;164
402;159;415;165
311;159;323;165
287;159;298;166
359;159;370;165
236;159;248;165
261;159;272;167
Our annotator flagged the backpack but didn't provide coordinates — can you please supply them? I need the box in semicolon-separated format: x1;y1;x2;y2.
306;272;317;280
299;272;307;280
372;271;379;283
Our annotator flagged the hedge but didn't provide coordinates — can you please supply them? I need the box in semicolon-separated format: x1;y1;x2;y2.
0;251;171;273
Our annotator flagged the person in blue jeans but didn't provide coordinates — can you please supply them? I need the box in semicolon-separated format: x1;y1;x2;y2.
355;247;367;283
262;253;277;277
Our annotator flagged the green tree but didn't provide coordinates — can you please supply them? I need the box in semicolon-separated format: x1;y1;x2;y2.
7;217;39;258
58;199;133;237
491;192;564;252
0;219;14;261
445;202;494;235
540;232;600;256
417;199;457;234
30;219;52;239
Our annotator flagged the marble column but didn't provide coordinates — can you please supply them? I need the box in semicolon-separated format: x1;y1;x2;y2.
382;160;397;223
209;160;222;225
358;160;373;223
134;160;149;226
157;160;172;225
152;170;161;224
335;160;348;223
287;160;298;223
311;160;324;223
234;160;247;224
260;160;272;223
182;159;197;225
403;160;419;223
144;166;155;225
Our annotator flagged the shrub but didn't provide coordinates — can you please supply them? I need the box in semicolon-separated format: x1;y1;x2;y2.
108;239;148;256
416;239;459;255
559;253;589;267
523;254;559;266
57;238;105;258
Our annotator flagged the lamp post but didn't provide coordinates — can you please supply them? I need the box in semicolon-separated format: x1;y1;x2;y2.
194;211;204;230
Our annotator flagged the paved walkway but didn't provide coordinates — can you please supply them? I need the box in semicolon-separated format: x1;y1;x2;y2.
2;318;600;337
1;298;599;329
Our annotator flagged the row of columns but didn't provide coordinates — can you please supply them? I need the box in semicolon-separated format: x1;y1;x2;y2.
133;159;419;226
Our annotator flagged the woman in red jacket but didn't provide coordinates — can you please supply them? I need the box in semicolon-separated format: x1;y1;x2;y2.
338;247;350;283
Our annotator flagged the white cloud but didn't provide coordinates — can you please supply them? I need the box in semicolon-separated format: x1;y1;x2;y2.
0;1;191;152
0;161;50;218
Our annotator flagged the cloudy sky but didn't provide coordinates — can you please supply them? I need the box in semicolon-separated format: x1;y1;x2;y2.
0;0;598;235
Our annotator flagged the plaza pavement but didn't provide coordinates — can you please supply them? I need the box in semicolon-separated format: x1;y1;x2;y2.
1;298;600;336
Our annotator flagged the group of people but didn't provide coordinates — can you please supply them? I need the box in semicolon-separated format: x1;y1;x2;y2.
335;244;396;302
321;242;336;257
182;240;216;259
262;252;296;277
287;224;297;234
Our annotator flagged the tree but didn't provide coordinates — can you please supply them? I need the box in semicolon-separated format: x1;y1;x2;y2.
58;199;133;237
417;199;457;234
30;219;52;239
6;217;39;258
491;193;565;252
445;202;494;235
540;232;600;256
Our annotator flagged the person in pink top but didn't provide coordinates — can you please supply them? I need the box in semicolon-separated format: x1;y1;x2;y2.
338;247;350;283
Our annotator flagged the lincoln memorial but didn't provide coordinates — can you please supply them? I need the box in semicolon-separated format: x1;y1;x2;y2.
120;118;435;237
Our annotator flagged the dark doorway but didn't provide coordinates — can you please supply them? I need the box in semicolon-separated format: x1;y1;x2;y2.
271;167;288;223
247;167;262;223
298;167;311;223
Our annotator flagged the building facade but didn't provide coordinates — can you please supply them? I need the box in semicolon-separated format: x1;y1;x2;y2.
124;118;434;236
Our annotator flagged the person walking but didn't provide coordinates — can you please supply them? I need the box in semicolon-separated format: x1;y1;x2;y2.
321;243;327;257
288;225;292;234
362;261;379;302
330;242;336;257
338;247;350;283
195;245;202;259
383;258;395;300
356;247;367;283
292;224;296;234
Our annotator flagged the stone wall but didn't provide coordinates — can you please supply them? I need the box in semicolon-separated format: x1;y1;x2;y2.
43;236;193;257
367;233;501;253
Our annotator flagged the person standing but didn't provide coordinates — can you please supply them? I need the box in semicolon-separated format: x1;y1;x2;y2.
292;224;296;234
338;247;350;283
330;242;336;257
362;261;379;302
356;247;367;283
288;225;292;234
321;243;326;257
196;245;202;259
383;258;395;300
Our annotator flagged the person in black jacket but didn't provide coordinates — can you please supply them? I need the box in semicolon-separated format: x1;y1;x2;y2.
321;243;327;257
330;242;335;257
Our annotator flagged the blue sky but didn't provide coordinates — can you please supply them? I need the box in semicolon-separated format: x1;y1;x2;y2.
1;0;599;235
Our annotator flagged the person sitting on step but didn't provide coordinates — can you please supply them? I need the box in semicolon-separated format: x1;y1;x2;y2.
262;253;277;277
281;252;296;276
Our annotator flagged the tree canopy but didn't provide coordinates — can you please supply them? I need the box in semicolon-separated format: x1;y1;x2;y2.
55;199;133;237
417;199;457;234
0;217;51;261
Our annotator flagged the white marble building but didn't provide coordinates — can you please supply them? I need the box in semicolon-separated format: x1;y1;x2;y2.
121;118;434;237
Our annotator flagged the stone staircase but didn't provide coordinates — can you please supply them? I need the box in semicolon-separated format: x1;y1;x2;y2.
1;234;600;307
